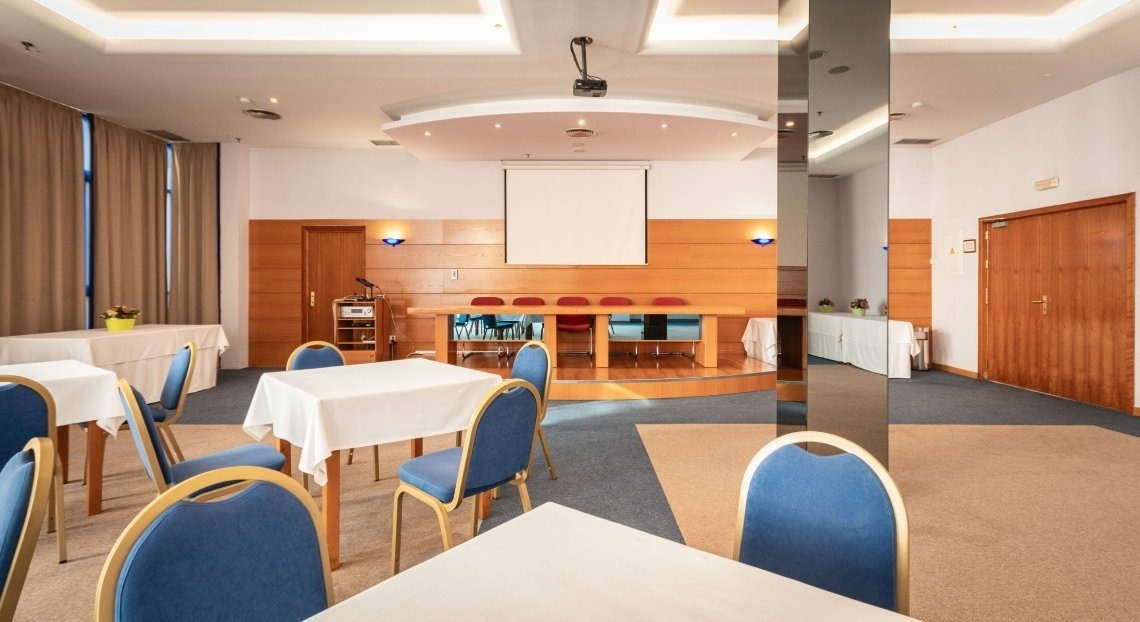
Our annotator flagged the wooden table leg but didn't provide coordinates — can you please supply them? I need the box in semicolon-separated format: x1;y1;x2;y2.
434;315;457;364
543;313;559;367
85;425;105;516
410;438;423;458
695;315;719;367
478;491;493;519
57;425;70;483
594;314;610;368
323;450;341;570
276;438;292;477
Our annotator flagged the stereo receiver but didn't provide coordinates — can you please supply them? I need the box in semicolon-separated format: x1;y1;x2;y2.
339;306;374;318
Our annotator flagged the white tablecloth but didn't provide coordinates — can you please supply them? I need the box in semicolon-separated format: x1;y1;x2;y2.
0;360;125;435
310;502;914;621
0;324;229;402
807;312;920;378
243;358;502;486
741;318;778;365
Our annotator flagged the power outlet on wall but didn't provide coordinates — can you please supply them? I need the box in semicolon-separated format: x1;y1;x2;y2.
449;269;459;280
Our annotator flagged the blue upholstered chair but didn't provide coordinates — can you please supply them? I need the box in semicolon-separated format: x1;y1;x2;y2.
0;438;54;620
95;466;333;622
285;341;379;481
511;341;556;480
734;431;910;614
117;379;286;498
0;375;67;563
149;341;196;464
390;378;540;574
286;341;346;371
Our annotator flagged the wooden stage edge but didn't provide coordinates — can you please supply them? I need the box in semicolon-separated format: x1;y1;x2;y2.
445;350;775;401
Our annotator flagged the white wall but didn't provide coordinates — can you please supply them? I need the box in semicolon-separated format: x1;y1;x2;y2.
777;171;808;266
928;66;1140;404
889;148;932;218
807;177;839;306
219;143;250;369
649;155;777;219
838;163;890;313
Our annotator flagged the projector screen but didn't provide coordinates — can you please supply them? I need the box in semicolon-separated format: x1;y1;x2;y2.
505;165;647;265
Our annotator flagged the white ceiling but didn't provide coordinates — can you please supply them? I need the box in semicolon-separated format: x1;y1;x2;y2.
0;0;1138;167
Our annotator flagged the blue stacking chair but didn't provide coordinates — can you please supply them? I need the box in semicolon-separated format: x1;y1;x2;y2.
0;438;54;620
149;342;196;463
734;431;910;614
117;379;286;498
95;466;333;622
0;375;66;563
286;341;345;370
390;378;540;574
511;341;556;480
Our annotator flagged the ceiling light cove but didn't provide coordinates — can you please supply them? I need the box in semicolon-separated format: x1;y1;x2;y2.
29;0;518;54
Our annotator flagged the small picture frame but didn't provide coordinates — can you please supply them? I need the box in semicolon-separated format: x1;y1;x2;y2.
963;239;977;253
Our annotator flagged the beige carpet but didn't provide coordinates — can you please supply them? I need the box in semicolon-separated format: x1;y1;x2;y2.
638;423;1140;622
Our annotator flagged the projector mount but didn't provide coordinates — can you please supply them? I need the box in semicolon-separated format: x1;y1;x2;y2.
570;36;607;97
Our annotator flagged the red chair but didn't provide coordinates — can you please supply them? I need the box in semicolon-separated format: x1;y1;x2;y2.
469;296;515;357
512;297;545;339
555;296;593;356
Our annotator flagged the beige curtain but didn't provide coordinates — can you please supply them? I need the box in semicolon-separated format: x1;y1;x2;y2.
0;84;84;336
92;117;167;325
169;143;220;323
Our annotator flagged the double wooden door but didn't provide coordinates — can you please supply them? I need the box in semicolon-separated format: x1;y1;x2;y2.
981;194;1134;412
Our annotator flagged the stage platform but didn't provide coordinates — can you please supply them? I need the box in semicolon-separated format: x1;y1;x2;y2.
435;346;774;401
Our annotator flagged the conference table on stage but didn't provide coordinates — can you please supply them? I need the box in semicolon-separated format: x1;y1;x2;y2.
807;312;920;378
310;502;915;621
0;324;229;514
0;359;124;516
408;304;746;368
243;358;503;569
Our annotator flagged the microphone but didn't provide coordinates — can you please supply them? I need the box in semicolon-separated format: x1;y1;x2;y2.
355;277;376;288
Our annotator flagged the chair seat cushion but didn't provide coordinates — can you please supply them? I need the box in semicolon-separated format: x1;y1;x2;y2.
147;404;168;423
170;445;286;486
398;447;462;502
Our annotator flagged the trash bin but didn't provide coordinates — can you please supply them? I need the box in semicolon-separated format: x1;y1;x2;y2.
912;327;930;371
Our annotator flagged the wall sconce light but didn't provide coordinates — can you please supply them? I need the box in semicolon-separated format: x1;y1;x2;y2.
751;237;775;246
882;245;889;251
381;237;405;247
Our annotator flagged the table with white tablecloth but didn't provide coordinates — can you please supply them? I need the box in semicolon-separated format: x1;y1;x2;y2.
807;312;920;378
0;324;229;402
741;318;778;366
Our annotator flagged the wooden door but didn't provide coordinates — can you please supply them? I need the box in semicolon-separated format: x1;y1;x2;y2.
302;227;365;344
982;195;1134;412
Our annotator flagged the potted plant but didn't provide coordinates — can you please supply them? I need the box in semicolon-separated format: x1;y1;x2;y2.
849;298;869;317
817;297;835;313
100;305;141;331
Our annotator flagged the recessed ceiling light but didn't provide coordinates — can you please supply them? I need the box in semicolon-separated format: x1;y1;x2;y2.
828;65;851;75
268;97;278;104
242;109;281;120
577;118;586;127
911;101;924;109
237;96;252;104
784;120;795;128
809;49;827;60
493;123;502;128
423;131;431;137
660;123;668;129
808;130;834;139
730;132;739;137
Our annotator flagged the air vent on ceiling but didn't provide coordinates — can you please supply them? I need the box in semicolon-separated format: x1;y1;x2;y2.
564;128;595;138
809;174;840;179
894;138;938;145
370;139;399;146
243;108;281;120
145;130;188;142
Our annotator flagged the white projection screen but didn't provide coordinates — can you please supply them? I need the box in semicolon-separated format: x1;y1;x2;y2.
504;165;648;265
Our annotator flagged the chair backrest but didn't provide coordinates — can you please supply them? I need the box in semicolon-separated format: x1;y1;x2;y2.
0;438;53;621
512;296;544;306
453;379;540;502
286;341;345;371
158;342;197;421
599;296;632;306
0;376;55;463
95;466;333;622
117;379;174;493
734;431;909;614
652;296;685;306
470;296;505;306
510;341;551;418
556;296;591;328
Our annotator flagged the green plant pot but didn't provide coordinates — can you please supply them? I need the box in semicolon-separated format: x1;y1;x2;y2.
818;305;834;313
851;308;866;317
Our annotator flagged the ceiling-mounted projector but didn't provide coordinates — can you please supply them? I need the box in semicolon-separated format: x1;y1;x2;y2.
571;36;607;97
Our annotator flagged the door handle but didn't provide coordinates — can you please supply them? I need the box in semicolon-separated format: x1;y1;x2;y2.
310;291;315;307
1030;295;1048;315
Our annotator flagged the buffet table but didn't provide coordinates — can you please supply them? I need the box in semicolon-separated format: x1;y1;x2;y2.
0;324;228;402
807;312;920;378
741;317;778;366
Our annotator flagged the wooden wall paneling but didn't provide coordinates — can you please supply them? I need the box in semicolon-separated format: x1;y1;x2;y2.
647;243;775;269
408;268;774;295
886;244;930;269
365;220;444;245
248;269;301;294
888;219;933;243
888;218;932;336
249;244;301;270
442;220;504;244
649;219;777;244
249;220;303;244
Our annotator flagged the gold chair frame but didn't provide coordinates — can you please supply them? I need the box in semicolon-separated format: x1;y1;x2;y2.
0;375;67;563
732;430;910;616
0;438;55;620
154;341;197;463
94;466;335;622
391;378;540;575
518;340;557;480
